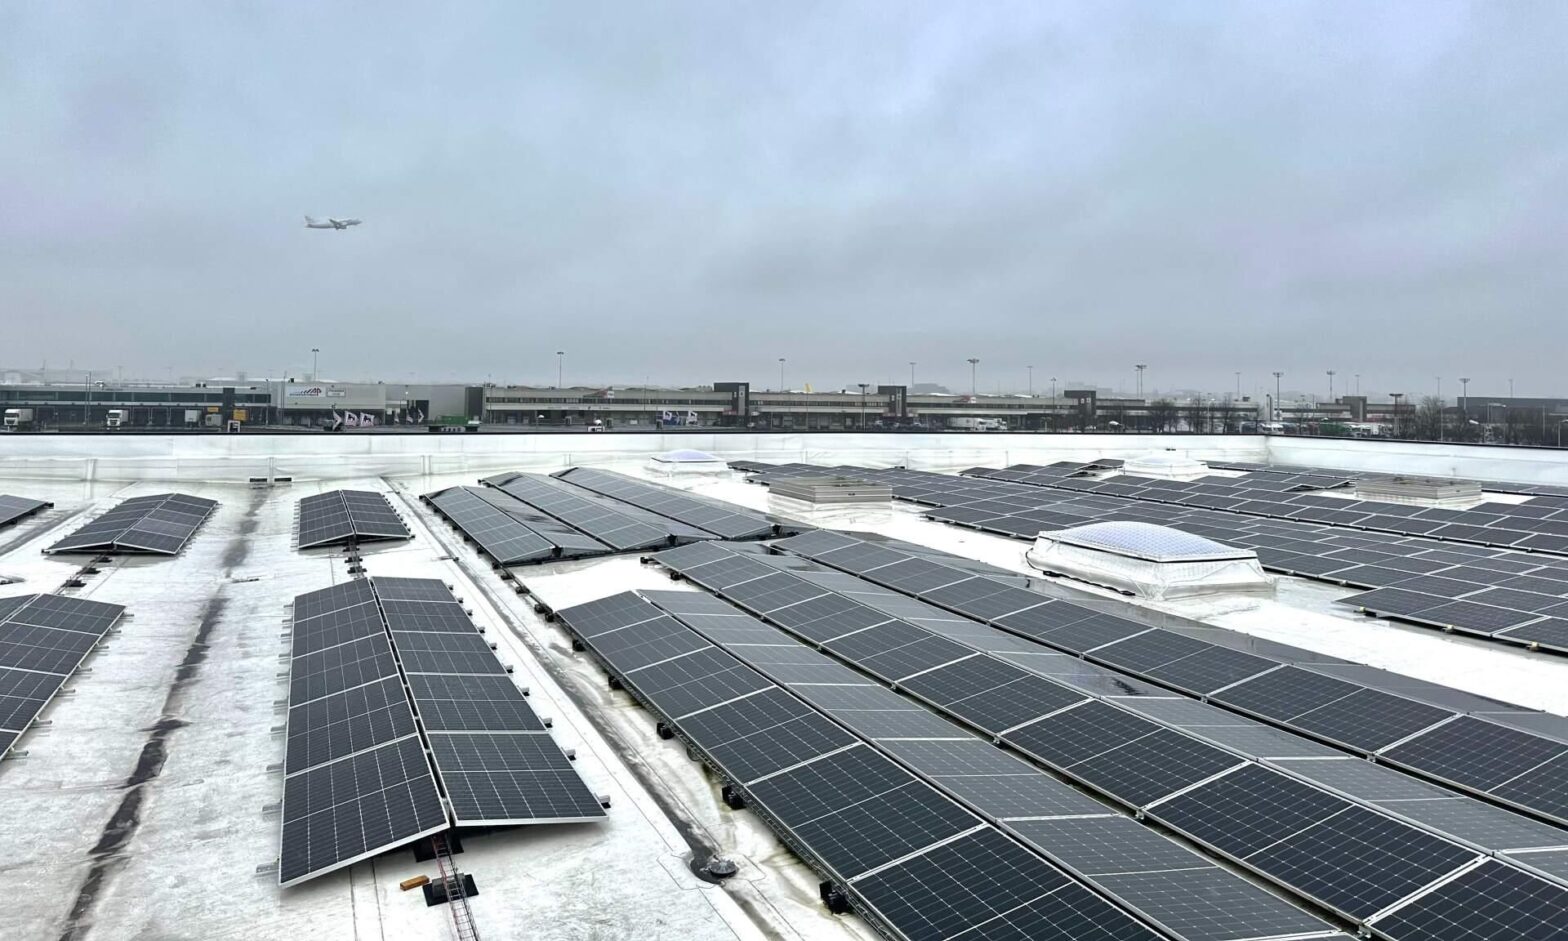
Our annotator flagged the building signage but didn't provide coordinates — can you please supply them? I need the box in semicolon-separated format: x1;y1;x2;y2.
286;385;346;398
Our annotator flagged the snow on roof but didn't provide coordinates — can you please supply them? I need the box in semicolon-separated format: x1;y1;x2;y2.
5;436;1568;939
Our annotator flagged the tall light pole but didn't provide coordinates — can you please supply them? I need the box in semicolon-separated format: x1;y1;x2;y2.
1327;370;1336;402
1355;373;1361;396
778;357;786;392
1027;365;1034;397
857;382;870;429
1391;392;1405;436
1459;377;1470;419
1050;376;1057;399
1272;371;1283;420
311;347;320;382
908;361;916;389
556;351;564;389
1135;364;1147;398
967;358;979;397
1234;372;1241;399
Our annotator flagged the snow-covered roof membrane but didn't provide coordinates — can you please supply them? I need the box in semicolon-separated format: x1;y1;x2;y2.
4;433;1568;941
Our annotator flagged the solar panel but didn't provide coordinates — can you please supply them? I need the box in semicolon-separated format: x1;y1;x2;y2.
1382;716;1568;793
852;828;1160;941
492;472;712;550
278;735;447;887
1246;805;1476;919
1069;728;1243;808
0;494;51;528
429;732;606;823
554;468;789;540
1002;701;1159;768
46;492;216;555
1374;860;1568;941
297;490;411;549
425;486;604;565
0;594;125;756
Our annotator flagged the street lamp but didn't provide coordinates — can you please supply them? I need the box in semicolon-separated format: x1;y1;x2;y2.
1027;365;1034;397
778;357;786;392
556;351;564;389
311;347;320;382
967;358;979;396
1272;371;1283;420
1234;372;1241;399
1327;370;1336;402
1459;377;1470;418
1135;364;1147;398
857;382;870;429
908;361;916;389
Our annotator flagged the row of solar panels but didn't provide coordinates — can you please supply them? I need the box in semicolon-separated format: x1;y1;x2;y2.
952;464;1568;655
638;590;1343;940
554;590;1178;941
767;530;1568;835
0;494;52;530
1207;460;1568;500
45;492;217;555
425;469;803;566
296;490;412;549
646;540;1568;939
280;576;603;887
753;462;1568;656
0;594;126;757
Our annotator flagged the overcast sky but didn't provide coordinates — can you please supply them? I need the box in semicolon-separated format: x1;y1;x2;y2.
3;2;1565;398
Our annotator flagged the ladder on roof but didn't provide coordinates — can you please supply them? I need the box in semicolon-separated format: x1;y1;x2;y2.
431;832;480;941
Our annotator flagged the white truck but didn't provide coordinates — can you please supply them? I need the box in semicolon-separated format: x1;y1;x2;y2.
949;417;1008;432
106;409;128;429
3;408;34;430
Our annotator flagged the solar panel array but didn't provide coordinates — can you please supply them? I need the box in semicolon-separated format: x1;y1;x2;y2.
553;590;1167;941
754;462;1568;656
0;494;52;529
767;531;1568;833
281;579;445;886
660;540;1568;935
641;589;1341;941
375;576;605;825
553;467;801;540
425;486;610;565
296;490;412;549
281;577;601;886
0;594;125;757
486;471;714;550
968;465;1568;655
46;493;217;555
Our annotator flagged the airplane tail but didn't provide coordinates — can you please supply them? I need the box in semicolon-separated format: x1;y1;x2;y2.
304;215;317;225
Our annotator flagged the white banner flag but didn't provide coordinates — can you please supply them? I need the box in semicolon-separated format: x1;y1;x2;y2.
343;412;359;427
686;410;699;425
330;410;344;431
359;413;375;427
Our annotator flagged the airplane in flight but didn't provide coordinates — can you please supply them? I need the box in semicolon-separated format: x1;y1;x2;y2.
304;215;362;230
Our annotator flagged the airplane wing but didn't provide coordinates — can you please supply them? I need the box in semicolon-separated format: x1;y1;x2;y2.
329;218;344;228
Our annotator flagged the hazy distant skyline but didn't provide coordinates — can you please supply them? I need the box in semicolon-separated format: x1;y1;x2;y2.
4;2;1565;395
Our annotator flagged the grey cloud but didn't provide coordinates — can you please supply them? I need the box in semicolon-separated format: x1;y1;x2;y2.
2;1;1565;397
